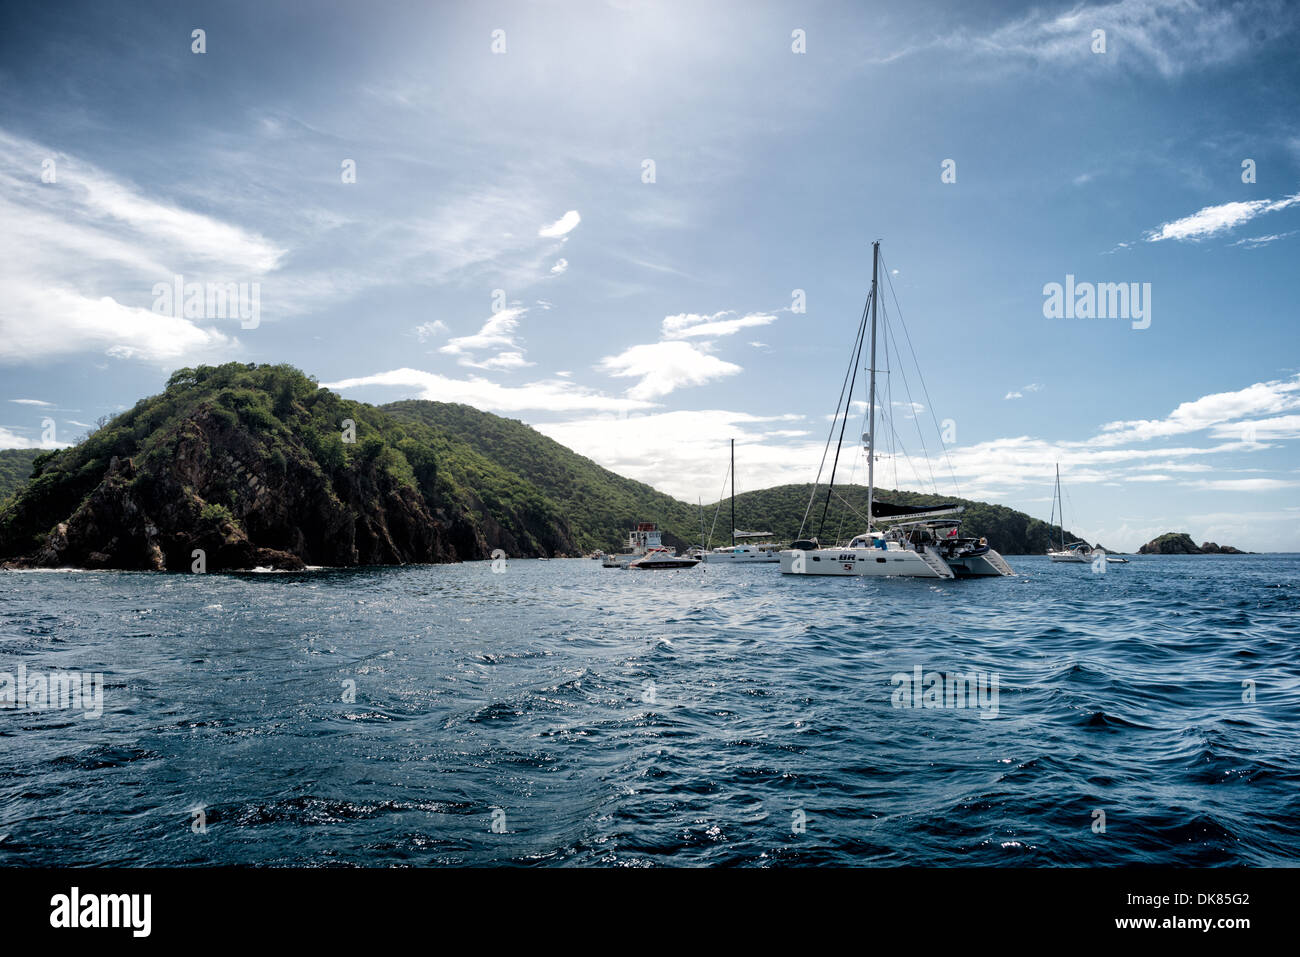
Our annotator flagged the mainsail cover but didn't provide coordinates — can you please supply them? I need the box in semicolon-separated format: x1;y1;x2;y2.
871;501;963;520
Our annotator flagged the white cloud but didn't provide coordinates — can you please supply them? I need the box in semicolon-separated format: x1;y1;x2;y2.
1184;478;1299;492
1134;462;1212;473
439;307;533;369
597;340;742;400
9;398;52;406
0;130;284;275
1146;191;1300;242
403;188;569;289
322;367;653;413
414;320;449;342
661;311;777;340
550;258;569;274
1211;414;1300;441
0;128;279;364
590;307;778;400
535;409;815;501
464;351;534;371
887;0;1294;78
1231;230;1298;248
0;426;68;450
1095;374;1300;445
0;279;235;363
538;210;581;238
1005;382;1043;400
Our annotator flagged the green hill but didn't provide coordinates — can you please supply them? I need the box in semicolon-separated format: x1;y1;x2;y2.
0;363;575;570
716;482;1089;555
382;400;699;551
0;448;41;505
0;363;1079;568
381;400;1081;555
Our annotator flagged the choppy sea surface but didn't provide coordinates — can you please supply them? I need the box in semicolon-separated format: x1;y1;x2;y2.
1;555;1297;867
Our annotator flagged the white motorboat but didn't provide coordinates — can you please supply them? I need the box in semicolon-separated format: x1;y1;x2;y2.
603;522;692;568
778;241;1013;579
627;546;700;569
703;541;783;563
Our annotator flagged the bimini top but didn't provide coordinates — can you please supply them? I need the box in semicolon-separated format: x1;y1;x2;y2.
871;501;964;520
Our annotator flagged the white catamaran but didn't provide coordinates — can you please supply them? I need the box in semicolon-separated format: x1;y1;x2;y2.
700;439;781;563
778;241;1014;579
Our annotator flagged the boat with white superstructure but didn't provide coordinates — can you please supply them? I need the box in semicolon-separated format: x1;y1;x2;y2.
1045;463;1127;563
603;522;698;568
778;240;1013;579
700;439;782;563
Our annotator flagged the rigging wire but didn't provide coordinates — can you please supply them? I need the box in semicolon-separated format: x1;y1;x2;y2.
706;456;730;548
817;282;873;539
879;292;940;495
880;250;964;499
798;292;872;539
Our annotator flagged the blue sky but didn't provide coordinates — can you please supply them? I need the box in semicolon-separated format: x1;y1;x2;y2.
1;0;1298;550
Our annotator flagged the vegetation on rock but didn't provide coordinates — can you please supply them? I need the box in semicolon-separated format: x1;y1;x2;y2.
1138;532;1248;554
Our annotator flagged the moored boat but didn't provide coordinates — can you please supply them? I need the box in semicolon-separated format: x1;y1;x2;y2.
602;522;691;569
627;546;700;569
700;439;781;563
1045;464;1122;563
778;241;1013;579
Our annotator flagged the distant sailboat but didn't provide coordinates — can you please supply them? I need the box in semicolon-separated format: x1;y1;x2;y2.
1046;464;1126;564
1047;464;1093;562
700;439;781;563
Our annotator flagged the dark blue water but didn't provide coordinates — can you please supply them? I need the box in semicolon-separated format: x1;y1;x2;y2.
1;555;1297;866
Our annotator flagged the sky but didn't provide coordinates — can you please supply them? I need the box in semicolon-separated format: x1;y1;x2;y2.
1;0;1298;551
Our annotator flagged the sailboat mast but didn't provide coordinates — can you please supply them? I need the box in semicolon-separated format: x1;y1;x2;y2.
730;438;736;547
866;240;880;531
1056;463;1064;550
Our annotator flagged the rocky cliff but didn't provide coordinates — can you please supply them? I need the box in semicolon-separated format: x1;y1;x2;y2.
0;363;575;570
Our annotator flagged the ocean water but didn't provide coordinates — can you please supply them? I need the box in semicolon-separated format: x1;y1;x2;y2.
1;555;1297;867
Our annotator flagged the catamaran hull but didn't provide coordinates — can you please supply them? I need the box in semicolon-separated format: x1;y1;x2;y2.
701;551;780;563
946;549;1014;577
779;546;1013;578
779;547;951;578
